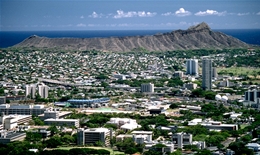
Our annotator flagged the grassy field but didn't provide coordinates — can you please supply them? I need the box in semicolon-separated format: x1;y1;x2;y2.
55;146;125;155
217;67;260;77
240;124;249;129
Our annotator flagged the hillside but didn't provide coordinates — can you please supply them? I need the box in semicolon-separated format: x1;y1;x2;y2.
13;22;250;52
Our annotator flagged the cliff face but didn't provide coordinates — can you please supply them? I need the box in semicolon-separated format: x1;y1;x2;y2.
14;22;249;52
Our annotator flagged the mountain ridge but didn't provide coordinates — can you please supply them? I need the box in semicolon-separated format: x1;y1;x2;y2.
13;22;250;52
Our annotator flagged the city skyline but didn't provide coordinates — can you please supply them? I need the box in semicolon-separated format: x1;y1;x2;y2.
1;0;260;31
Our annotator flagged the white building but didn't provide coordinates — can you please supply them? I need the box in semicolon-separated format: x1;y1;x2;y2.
141;83;154;93
186;59;198;76
77;128;112;146
26;85;36;98
0;114;32;130
38;85;48;98
188;118;238;131
246;143;260;152
106;118;141;131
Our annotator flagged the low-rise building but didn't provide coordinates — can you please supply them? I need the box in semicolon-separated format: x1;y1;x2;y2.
0;104;46;116
106;118;140;131
188;119;238;131
183;83;198;90
0;131;26;144
172;132;192;149
44;118;79;128
141;83;154;93
77;128;112;146
145;141;175;153
245;143;260;152
132;131;153;144
0;113;32;130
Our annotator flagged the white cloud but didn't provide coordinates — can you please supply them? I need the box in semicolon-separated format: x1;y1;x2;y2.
195;10;226;16
175;8;191;17
88;12;102;18
113;10;156;18
237;12;250;16
76;23;86;27
256;12;260;15
80;15;84;19
162;12;172;16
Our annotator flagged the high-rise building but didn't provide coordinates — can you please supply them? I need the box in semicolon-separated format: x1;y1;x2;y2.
25;85;36;98
202;59;212;90
141;83;154;93
38;85;48;98
186;59;198;76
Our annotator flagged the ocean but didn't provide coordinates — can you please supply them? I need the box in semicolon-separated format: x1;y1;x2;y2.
0;29;260;48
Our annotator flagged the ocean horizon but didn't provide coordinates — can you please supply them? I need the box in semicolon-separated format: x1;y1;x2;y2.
1;29;260;48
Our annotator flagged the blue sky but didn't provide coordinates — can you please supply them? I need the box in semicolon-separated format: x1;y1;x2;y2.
1;0;260;31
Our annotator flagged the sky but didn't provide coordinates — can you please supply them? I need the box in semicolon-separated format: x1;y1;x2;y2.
1;0;260;31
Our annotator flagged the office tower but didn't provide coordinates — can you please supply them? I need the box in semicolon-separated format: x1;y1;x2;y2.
38;85;48;98
186;59;198;76
141;83;154;93
202;59;212;90
25;85;36;98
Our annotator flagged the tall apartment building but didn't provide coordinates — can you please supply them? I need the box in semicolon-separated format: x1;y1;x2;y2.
26;85;36;98
77;128;112;146
38;85;48;98
141;83;154;93
186;59;198;76
202;58;212;90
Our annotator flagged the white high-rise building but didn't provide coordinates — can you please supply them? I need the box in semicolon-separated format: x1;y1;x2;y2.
38;85;48;98
25;85;36;98
186;59;198;76
141;83;154;93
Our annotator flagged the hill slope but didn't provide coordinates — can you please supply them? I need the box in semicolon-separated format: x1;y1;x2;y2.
14;22;250;52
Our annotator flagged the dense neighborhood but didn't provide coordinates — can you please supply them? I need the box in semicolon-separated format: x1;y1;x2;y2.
0;47;260;155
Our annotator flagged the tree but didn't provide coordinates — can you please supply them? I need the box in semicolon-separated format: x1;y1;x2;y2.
25;132;42;144
170;149;182;155
33;117;44;125
44;135;62;148
47;125;59;136
61;134;76;145
191;88;204;97
194;149;211;155
204;91;217;100
115;138;143;154
169;103;178;109
229;141;254;155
